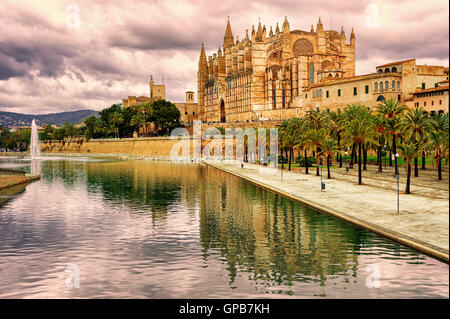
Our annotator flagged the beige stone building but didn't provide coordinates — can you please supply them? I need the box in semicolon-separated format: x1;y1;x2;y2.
174;91;199;125
303;59;449;112
122;76;198;125
405;80;449;113
122;75;166;108
197;17;356;123
197;18;449;123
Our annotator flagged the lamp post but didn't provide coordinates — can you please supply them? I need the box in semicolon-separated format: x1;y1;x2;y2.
384;144;387;169
344;150;349;174
320;157;325;191
394;153;400;215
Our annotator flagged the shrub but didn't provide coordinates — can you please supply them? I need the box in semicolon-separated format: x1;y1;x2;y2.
278;155;288;164
295;155;316;167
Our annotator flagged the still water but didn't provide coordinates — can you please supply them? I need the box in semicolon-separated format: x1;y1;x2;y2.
0;158;448;298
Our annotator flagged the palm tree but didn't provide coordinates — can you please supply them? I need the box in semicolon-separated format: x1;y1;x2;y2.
327;109;345;167
372;113;386;173
293;119;312;174
426;129;449;180
109;111;123;138
307;128;327;176
399;141;419;194
306;110;328;175
342;105;377;185
400;106;429;177
321;136;337;179
130;114;145;136
376;99;406;175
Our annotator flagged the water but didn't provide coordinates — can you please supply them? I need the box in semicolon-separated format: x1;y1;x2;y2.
0;158;448;298
30;119;40;159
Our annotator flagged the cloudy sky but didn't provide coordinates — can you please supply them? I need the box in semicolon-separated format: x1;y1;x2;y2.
0;0;448;114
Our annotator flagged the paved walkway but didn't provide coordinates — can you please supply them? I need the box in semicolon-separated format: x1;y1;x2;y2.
204;160;449;262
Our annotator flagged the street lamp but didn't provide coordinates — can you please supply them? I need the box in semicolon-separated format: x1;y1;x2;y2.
344;150;349;173
320;157;325;191
394;153;400;215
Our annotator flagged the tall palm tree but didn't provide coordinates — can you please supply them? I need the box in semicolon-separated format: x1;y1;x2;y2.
400;106;429;177
399;141;419;194
372;113;386;173
307;128;327;176
306;110;328;175
327;109;345;167
321;136;337;179
426;129;449;181
342;105;377;185
130;114;145;136
109;111;123;138
293;119;312;174
376;99;406;175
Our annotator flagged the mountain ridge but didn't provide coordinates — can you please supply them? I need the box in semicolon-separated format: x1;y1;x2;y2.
0;109;99;128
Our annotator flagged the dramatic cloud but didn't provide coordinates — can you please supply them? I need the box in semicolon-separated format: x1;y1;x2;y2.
0;0;448;114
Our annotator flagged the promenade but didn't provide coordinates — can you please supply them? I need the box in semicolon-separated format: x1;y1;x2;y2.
204;160;449;262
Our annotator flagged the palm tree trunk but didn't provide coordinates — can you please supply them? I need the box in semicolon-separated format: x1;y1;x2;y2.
358;143;362;185
288;148;292;171
438;155;442;180
405;162;411;194
421;151;426;170
378;145;383;173
393;134;399;175
389;149;392;166
327;155;331;179
304;149;309;174
350;143;355;168
363;144;367;171
414;157;419;177
316;148;320;176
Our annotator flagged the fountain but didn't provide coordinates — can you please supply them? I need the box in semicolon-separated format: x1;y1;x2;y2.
30;119;41;176
30;119;40;159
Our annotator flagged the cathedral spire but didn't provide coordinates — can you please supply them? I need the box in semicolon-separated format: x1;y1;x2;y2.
316;17;324;35
199;43;207;71
340;26;346;40
350;27;355;46
256;21;263;41
223;18;234;49
283;16;290;34
275;22;280;34
310;24;314;33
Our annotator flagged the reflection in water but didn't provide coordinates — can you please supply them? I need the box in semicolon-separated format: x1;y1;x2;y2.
30;159;41;176
0;158;448;298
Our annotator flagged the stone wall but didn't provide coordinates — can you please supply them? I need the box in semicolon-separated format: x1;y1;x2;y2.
41;138;188;157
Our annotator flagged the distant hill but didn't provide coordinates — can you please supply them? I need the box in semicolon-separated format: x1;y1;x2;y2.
0;110;99;128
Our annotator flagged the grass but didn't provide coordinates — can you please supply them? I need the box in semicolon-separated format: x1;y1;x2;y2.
257;155;446;169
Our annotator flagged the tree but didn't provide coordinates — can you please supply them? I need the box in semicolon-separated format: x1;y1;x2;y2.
399;142;419;194
321;136;337;179
327;109;345;167
149;99;181;135
342;105;377;185
109;111;124;138
130;113;145;136
84;116;97;139
426;130;448;181
400;106;430;177
376;99;406;175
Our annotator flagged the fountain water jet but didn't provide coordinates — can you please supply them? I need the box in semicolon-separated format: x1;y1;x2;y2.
30;119;41;159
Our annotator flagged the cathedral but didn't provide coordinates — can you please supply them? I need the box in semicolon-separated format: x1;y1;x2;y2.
197;17;356;123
